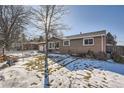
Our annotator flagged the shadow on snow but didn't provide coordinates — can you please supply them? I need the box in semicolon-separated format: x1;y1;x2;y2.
48;54;124;75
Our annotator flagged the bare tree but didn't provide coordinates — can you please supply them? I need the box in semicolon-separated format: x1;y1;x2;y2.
32;5;68;88
107;32;117;53
0;5;31;50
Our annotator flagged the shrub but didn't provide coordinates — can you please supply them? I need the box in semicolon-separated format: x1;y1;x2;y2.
82;53;87;58
111;52;124;64
77;53;86;58
95;52;107;61
68;50;72;55
71;50;108;61
86;50;95;59
75;50;95;58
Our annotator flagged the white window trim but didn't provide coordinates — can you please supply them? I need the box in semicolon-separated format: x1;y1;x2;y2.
63;40;70;46
48;42;55;49
83;38;94;46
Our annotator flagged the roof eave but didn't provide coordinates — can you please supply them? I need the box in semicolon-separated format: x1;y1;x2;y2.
63;34;106;40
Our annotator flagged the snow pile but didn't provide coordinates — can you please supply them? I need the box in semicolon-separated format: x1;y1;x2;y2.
0;53;43;88
0;67;41;88
0;52;124;88
5;50;39;58
48;68;124;88
47;54;124;88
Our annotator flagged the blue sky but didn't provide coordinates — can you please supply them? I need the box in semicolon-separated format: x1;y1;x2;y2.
27;5;124;45
62;5;124;45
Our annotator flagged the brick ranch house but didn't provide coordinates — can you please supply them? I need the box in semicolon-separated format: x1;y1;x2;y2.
39;30;107;54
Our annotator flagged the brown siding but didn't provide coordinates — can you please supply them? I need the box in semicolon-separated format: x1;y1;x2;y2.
60;36;106;54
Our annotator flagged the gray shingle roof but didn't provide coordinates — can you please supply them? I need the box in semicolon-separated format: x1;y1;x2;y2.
64;30;106;39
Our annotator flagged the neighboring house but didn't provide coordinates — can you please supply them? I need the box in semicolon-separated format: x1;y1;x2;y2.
10;42;21;50
39;30;106;54
106;40;124;56
116;46;124;55
10;42;40;51
23;42;39;50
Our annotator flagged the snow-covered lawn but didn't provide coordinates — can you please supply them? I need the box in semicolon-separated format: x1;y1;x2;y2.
0;51;124;88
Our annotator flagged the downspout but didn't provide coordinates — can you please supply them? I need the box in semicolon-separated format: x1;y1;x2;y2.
101;35;104;52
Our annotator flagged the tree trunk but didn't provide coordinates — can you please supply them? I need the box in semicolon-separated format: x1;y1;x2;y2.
44;32;49;88
2;47;4;56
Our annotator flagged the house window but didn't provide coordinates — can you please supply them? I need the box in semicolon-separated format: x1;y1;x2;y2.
48;42;55;49
63;40;70;46
83;38;94;46
55;42;60;49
